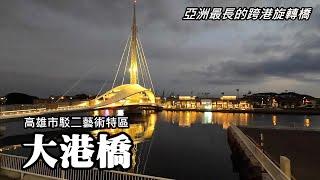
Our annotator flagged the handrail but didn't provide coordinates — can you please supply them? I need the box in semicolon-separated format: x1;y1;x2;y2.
245;135;296;180
0;153;174;180
230;125;290;180
0;106;89;120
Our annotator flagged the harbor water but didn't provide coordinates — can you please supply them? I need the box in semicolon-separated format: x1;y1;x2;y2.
1;110;320;179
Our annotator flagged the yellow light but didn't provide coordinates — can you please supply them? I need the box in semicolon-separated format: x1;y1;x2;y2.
304;118;310;127
272;115;277;126
220;96;237;101
93;110;99;116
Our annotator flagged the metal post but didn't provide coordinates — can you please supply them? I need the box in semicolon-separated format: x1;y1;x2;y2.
61;169;65;179
280;156;291;179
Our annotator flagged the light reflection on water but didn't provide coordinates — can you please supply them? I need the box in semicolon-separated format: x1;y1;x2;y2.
160;111;319;130
89;109;157;144
1;110;320;179
86;110;320;177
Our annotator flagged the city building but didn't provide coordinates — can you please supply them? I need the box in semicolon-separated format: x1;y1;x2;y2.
160;95;252;110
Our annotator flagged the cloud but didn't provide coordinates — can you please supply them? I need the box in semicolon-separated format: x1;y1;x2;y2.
175;3;320;95
188;49;320;84
0;0;319;97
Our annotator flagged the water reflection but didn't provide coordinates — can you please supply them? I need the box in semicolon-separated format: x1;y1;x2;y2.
304;118;311;127
90;110;156;144
162;111;319;129
203;112;212;124
163;111;249;129
213;113;248;129
89;109;157;172
1;110;320;179
272;115;277;126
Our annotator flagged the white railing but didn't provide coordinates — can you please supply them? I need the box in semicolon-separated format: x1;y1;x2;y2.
0;106;89;120
230;125;290;180
0;153;173;180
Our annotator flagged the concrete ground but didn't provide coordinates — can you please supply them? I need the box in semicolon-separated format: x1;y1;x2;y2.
240;127;320;180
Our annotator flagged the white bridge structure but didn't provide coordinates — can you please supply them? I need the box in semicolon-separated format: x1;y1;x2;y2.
91;1;156;109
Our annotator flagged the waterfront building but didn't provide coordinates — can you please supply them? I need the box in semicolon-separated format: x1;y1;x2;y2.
200;99;213;109
175;96;197;109
212;96;251;110
160;95;252;110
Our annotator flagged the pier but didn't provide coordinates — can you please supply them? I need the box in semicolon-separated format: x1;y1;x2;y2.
227;125;291;180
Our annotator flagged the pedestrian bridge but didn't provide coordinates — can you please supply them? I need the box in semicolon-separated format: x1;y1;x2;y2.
92;84;156;109
91;1;156;110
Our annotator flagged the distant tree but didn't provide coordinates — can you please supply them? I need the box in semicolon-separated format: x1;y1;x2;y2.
73;94;89;100
5;93;39;105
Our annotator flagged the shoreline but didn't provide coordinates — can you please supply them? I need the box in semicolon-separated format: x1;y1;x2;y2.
163;108;320;115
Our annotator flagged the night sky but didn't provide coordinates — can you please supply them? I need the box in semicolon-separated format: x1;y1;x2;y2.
0;0;319;98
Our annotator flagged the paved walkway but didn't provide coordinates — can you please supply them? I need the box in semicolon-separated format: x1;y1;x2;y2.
240;126;320;180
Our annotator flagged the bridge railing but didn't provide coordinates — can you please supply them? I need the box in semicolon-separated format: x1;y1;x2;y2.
0;101;89;113
0;153;173;180
0;105;89;119
230;125;290;180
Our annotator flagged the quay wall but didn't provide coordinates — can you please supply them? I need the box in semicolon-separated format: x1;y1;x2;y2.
227;127;265;180
227;126;291;180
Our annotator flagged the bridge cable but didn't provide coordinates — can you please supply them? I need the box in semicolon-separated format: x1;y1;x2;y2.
55;66;97;103
95;80;108;100
142;126;156;174
142;45;155;93
136;36;146;86
112;34;131;89
122;35;132;85
137;51;144;87
137;36;154;92
136;38;146;87
138;38;151;87
95;35;130;100
135;142;145;174
139;37;150;89
137;36;155;93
